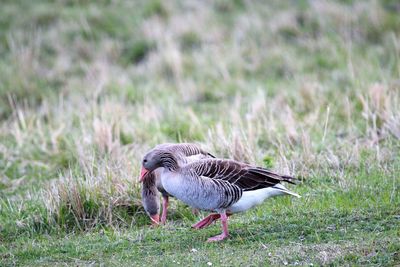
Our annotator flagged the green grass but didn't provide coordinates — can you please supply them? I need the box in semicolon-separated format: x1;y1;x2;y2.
1;211;398;266
0;0;400;265
2;185;399;265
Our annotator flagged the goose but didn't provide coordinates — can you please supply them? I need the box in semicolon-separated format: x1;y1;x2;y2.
140;143;215;225
140;147;300;242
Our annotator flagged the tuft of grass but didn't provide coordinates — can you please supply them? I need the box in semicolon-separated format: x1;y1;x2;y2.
43;155;143;230
120;39;155;65
143;0;169;19
179;31;201;51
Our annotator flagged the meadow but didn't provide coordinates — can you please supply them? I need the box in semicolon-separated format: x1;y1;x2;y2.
0;0;399;265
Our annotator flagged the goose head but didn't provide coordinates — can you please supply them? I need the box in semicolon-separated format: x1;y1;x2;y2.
139;149;178;182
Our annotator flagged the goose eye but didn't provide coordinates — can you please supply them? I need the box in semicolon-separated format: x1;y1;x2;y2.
143;159;148;164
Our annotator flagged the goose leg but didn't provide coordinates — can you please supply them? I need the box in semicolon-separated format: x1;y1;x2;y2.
192;213;220;229
192;212;232;229
207;211;229;242
161;196;169;224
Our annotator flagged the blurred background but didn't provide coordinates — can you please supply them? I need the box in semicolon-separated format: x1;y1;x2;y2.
0;0;399;265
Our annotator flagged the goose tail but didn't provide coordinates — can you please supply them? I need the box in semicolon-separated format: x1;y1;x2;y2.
271;183;301;198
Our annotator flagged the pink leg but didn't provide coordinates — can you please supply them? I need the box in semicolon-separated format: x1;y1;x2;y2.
192;212;232;229
161;196;169;224
192;213;220;229
207;211;229;242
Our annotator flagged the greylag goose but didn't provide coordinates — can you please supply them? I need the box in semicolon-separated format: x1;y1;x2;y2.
140;143;215;225
140;148;300;242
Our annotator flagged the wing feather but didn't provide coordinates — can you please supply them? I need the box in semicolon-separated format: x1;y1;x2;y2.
188;159;297;191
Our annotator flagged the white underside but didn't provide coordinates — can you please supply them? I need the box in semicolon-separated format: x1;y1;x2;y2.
228;184;300;213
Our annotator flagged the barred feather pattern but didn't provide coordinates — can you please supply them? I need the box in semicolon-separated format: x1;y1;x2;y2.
189;159;296;191
142;143;298;213
146;144;214;172
162;170;243;211
141;143;215;215
161;158;298;211
153;143;215;161
158;151;179;171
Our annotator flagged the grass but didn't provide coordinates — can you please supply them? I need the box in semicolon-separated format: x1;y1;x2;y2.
0;0;400;265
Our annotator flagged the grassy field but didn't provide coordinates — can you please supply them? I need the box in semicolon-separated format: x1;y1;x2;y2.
1;0;399;265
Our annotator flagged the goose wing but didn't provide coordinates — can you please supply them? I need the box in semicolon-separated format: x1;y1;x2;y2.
187;158;297;191
153;143;215;159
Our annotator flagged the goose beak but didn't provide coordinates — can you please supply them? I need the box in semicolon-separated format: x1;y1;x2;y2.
150;214;160;225
139;167;150;182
